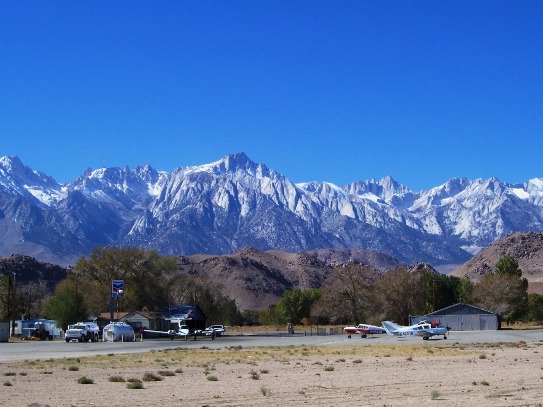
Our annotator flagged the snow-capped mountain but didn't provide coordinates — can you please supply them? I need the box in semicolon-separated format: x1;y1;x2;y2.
1;153;542;266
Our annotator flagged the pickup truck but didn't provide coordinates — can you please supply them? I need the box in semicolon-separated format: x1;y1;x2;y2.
65;322;100;342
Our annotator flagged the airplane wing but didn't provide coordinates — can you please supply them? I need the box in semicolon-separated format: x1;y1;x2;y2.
381;321;400;335
143;329;189;340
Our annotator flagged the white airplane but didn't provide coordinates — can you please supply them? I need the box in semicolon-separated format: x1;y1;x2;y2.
381;320;451;340
143;319;190;341
343;323;387;338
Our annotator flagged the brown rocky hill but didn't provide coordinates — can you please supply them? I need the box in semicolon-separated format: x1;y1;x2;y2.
307;248;403;270
0;254;68;288
451;232;543;294
176;247;402;311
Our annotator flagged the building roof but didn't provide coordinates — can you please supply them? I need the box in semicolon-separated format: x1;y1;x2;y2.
428;303;496;316
121;310;159;320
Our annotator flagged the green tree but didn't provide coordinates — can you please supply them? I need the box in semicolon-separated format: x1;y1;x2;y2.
0;275;9;320
424;272;465;312
525;293;543;322
45;277;88;330
74;246;177;316
495;255;522;277
258;304;283;325
277;288;320;325
456;275;474;304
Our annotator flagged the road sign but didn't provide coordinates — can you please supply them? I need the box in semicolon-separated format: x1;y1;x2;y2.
111;280;124;298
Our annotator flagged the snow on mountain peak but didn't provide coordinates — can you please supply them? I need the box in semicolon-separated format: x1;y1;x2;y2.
0;155;61;206
0;154;542;266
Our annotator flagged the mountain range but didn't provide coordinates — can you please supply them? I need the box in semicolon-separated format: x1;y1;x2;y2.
1;153;542;267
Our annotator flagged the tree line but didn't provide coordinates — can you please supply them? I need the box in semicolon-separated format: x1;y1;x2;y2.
257;255;541;327
1;246;242;330
1;246;542;330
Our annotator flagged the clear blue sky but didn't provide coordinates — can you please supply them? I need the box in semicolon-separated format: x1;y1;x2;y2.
1;1;542;191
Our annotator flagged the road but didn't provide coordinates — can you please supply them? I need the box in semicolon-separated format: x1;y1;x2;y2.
1;329;542;363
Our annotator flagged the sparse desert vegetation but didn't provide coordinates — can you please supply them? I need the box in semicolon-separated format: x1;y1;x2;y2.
2;341;543;406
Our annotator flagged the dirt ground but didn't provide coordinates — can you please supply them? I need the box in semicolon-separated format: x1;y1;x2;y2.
2;340;543;407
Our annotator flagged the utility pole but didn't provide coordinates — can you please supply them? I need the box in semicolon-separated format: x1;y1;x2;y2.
7;274;11;335
11;273;16;337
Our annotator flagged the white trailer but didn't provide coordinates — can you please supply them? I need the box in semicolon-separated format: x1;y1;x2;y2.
11;319;62;340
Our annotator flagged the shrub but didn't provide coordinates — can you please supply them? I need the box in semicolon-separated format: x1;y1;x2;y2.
68;366;79;371
142;372;163;382
127;380;143;389
207;375;219;381
158;370;176;377
430;390;441;400
76;376;93;384
108;375;125;382
324;366;335;372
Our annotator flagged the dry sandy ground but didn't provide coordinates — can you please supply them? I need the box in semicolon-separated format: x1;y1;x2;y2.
2;341;543;407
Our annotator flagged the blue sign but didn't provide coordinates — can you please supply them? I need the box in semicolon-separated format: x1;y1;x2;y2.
111;280;124;298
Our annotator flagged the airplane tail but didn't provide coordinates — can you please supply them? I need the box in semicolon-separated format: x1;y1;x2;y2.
381;321;400;335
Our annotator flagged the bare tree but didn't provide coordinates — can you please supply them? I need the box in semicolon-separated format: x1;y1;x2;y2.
473;273;527;320
313;263;379;324
373;267;425;325
17;281;49;319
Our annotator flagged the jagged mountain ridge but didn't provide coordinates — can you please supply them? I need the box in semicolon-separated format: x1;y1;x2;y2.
1;153;542;266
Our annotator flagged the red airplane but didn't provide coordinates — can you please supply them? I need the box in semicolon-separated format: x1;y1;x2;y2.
343;323;387;338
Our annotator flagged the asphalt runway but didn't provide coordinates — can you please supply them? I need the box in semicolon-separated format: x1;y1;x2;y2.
1;329;542;363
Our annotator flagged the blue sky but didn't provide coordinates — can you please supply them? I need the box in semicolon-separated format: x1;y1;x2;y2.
1;1;542;191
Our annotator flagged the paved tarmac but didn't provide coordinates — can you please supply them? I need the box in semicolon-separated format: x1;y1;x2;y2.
1;329;542;363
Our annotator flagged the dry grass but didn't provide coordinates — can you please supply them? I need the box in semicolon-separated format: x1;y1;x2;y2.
3;341;543;407
5;342;475;373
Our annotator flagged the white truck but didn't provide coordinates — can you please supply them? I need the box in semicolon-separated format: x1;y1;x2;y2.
65;322;100;342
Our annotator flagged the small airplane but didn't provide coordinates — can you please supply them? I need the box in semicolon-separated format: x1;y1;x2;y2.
143;319;190;341
381;320;451;340
343;323;387;338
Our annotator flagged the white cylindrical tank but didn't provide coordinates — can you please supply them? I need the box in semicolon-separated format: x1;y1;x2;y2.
103;322;134;342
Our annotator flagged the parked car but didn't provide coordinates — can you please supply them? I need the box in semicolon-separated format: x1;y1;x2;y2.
203;325;226;336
